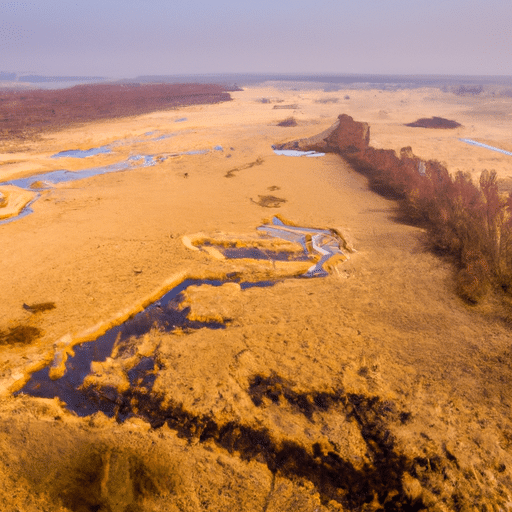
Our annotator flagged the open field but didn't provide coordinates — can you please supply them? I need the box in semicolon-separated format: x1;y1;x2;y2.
1;82;512;510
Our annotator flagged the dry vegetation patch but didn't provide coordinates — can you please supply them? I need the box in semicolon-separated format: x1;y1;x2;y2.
250;195;287;208
277;117;298;127
23;301;56;313
0;325;41;345
404;116;461;129
0;83;233;143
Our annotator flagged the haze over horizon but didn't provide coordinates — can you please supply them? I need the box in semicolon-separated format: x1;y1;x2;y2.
1;0;511;78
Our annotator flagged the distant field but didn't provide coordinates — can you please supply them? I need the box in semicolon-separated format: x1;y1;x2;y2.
0;83;232;142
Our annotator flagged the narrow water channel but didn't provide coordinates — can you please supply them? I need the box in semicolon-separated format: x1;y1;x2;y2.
17;279;275;417
0;139;220;225
460;138;512;157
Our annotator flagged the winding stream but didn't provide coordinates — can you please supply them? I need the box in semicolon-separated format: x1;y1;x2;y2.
258;216;343;277
0;134;221;225
17;216;347;416
17;278;276;416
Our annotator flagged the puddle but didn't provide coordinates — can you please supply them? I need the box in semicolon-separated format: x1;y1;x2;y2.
222;247;309;261
51;146;112;159
460;138;512;157
258;217;345;277
127;356;157;390
149;133;177;142
200;241;310;262
179;149;209;156
175;117;187;122
51;132;181;159
192;218;346;277
272;147;325;157
17;278;275;417
191;217;346;277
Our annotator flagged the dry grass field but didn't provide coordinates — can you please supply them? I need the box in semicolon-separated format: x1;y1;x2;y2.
1;81;512;510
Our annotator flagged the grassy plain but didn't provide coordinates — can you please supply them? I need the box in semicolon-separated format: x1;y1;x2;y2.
1;83;512;510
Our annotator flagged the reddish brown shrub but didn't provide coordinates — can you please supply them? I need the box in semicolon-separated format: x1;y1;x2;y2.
291;113;512;303
456;258;492;304
338;121;511;302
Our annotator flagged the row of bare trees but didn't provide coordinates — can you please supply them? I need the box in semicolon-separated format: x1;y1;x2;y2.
346;146;512;303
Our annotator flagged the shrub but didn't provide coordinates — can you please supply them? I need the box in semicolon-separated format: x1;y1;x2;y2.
348;142;511;303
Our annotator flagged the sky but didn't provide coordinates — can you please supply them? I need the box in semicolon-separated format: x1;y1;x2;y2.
1;0;511;78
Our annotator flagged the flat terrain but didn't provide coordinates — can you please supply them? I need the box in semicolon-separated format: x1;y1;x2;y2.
1;83;512;510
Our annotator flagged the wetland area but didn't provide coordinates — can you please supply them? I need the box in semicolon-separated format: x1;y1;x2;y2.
1;79;512;510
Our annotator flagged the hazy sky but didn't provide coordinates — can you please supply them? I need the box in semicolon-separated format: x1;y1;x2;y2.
1;0;511;77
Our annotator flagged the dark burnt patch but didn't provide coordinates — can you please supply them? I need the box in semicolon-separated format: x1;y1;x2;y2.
0;325;41;345
405;117;461;129
22;360;429;509
315;97;339;104
22;301;56;313
248;373;343;420
454;85;483;96
277;117;297;127
56;444;170;512
78;384;426;510
272;104;298;110
224;156;264;178
250;195;287;208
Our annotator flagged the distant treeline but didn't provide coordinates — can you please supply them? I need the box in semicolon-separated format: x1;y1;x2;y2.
0;83;232;141
0;72;106;83
19;75;106;83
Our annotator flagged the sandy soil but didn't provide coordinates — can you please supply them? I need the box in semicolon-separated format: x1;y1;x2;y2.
1;84;512;510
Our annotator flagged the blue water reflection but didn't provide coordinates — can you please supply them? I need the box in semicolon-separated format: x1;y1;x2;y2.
51;146;112;159
272;148;325;157
460;139;512;157
4;155;158;190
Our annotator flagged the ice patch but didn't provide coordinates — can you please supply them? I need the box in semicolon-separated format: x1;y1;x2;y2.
272;148;325;157
460;139;512;157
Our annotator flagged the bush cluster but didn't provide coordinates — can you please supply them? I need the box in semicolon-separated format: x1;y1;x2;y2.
346;146;512;304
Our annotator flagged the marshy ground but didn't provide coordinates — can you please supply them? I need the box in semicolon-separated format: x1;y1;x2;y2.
1;81;512;510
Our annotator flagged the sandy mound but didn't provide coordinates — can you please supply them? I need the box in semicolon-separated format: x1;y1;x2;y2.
0;185;37;220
